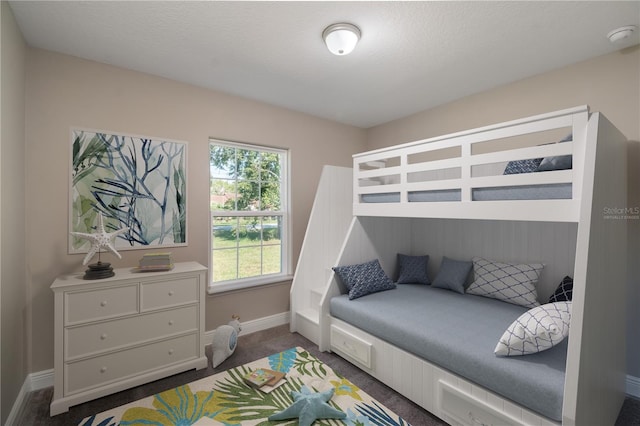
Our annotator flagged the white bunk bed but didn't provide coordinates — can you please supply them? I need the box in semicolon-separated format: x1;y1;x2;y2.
316;106;628;426
290;165;353;344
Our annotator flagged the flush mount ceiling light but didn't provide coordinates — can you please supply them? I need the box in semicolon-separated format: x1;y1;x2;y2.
323;23;361;56
607;25;637;44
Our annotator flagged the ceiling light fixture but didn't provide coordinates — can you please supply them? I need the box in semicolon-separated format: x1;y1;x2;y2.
607;25;637;44
323;23;361;56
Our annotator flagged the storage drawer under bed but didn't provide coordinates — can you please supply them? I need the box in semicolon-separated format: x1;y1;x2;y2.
330;324;372;368
439;380;525;426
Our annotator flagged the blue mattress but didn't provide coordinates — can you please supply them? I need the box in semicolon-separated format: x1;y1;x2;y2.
360;183;571;203
330;284;567;421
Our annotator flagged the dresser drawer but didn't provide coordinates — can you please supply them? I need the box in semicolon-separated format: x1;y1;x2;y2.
141;277;198;311
65;333;198;395
65;305;198;359
65;284;138;325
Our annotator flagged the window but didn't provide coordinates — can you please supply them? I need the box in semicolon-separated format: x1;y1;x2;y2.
209;139;290;292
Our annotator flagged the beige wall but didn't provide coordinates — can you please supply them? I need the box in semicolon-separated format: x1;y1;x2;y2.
365;47;640;377
1;2;28;423
24;49;366;372
366;47;639;148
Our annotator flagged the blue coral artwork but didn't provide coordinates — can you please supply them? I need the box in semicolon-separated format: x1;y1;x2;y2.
70;128;187;254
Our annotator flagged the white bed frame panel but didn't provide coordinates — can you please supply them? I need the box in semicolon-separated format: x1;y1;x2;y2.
353;106;589;222
289;165;353;344
316;107;628;425
562;113;628;426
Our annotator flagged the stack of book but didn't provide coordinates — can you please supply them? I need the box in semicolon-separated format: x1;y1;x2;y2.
138;252;174;271
242;368;286;393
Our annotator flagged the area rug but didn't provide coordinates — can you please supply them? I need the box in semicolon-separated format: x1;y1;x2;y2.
79;347;410;425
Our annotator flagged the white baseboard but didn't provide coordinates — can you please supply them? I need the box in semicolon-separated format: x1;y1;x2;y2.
204;311;290;342
4;369;54;426
627;374;640;399
28;368;55;391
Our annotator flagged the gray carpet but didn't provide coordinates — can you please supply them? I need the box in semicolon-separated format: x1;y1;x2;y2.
16;325;640;425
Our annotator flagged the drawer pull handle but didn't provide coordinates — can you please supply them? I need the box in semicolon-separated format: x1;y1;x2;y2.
100;301;107;307
168;320;174;326
168;291;174;296
100;333;108;340
100;366;107;373
168;349;174;355
468;411;489;426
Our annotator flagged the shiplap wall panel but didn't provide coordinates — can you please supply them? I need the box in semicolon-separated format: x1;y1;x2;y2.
356;216;413;278
410;218;578;302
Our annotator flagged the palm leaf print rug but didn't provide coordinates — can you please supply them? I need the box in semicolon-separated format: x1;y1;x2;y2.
79;347;409;426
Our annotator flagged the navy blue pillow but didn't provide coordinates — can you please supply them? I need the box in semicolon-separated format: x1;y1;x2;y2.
548;276;573;303
503;158;543;175
397;253;430;284
333;259;395;300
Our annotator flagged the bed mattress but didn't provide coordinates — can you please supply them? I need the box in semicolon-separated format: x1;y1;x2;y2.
330;284;567;421
360;183;572;203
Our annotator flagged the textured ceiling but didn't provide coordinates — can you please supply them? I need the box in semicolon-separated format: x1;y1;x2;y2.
8;1;640;128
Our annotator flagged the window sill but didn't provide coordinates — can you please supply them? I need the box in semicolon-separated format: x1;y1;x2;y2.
207;274;294;295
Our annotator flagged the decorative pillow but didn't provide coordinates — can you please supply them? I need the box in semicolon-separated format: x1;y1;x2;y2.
548;276;573;303
537;134;573;172
467;257;543;308
503;158;543;175
537;155;572;171
396;253;430;284
431;256;472;294
332;259;395;300
495;301;571;356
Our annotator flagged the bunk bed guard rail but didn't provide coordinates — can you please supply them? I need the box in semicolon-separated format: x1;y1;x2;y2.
353;106;590;222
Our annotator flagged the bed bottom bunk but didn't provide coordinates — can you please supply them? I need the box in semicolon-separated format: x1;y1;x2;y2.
329;285;565;425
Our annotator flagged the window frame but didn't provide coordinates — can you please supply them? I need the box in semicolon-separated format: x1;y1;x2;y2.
208;138;292;294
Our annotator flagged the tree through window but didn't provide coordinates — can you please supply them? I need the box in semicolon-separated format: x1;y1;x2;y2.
209;140;289;290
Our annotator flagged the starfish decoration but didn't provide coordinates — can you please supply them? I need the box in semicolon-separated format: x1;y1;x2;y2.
268;385;346;426
70;214;129;265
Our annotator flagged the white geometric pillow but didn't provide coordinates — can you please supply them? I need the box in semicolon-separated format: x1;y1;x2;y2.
467;257;543;308
495;302;571;356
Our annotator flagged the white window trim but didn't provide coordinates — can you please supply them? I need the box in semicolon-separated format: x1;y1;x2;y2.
207;138;291;294
207;273;295;294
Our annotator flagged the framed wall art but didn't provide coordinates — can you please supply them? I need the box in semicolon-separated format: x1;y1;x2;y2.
70;128;188;254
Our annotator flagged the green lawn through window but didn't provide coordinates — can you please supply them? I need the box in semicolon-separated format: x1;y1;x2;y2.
212;223;281;281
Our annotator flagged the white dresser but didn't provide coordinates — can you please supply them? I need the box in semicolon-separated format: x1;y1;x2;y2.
50;261;208;415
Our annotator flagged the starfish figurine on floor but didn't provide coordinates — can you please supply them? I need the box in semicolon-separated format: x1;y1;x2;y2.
268;385;346;426
71;213;129;265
